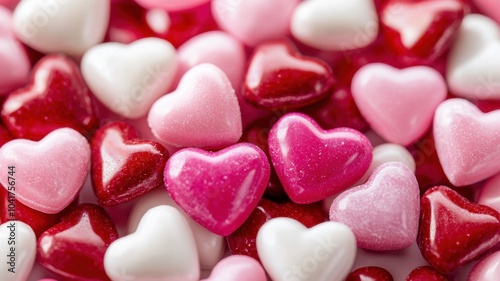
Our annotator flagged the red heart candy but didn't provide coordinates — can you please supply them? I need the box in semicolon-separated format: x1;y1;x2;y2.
268;113;372;203
379;0;468;62
406;266;448;281
164;143;270;236
37;204;119;281
226;198;325;261
243;40;335;110
346;266;394;281
91;121;169;206
417;186;500;273
1;54;99;140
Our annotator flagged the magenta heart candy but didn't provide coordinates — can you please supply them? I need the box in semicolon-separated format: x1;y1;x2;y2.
329;162;420;250
268;113;372;204
0;128;90;214
434;98;500;186
352;63;447;146
164;143;270;236
201;255;267;281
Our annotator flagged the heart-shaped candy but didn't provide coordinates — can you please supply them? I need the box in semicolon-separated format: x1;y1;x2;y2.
82;37;177;119
201;255;267;281
148;63;242;149
13;0;110;56
269;113;372;204
243;40;335;110
346;266;394;281
2;54;99;140
406;266;448;281
128;189;225;270
434;98;500;186
0;7;30;95
447;14;500;99
104;205;199;281
38;204;118;281
477;173;500;213
330;162;420;251
379;0;466;62
135;0;210;12
211;0;300;46
473;0;500;25
164;143;270;236
352;63;447;146
0;128;90;214
417;185;500;273
0;221;36;281
291;0;379;51
91;122;169;206
257;218;357;281
467;250;500;281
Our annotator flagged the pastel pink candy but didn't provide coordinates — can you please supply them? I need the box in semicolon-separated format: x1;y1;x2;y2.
164;143;270;236
211;0;300;46
269;113;372;204
0;7;30;95
473;0;500;25
0;128;90;214
201;255;267;281
148;63;242;149
329;162;420;251
477;173;500;213
352;63;447;146
467;250;500;281
135;0;209;11
434;98;500;186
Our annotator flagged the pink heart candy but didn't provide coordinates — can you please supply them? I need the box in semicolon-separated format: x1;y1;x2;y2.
0;128;90;214
211;0;300;46
135;0;210;12
148;63;242;149
352;63;447;146
0;7;30;95
329;162;420;251
164;143;270;236
473;0;500;25
268;113;372;204
477;173;500;213
201;255;267;281
434;98;500;186
468;250;500;281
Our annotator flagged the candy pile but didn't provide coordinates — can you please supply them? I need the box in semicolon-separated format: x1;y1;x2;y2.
1;0;500;280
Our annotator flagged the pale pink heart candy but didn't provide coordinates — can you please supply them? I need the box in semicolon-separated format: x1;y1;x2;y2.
434;98;500;186
473;0;500;25
257;218;357;281
13;0;110;57
201;255;267;281
352;63;447;146
0;128;90;214
477;173;500;213
0;221;37;281
329;162;420;251
447;14;500;99
291;0;379;51
128;189;225;270
176;30;268;127
82;37;178;119
148;63;242;149
211;0;300;46
0;7;30;95
468;250;500;281
135;0;210;12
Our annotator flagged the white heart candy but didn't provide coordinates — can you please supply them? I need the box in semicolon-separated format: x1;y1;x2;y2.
13;0;109;57
104;205;199;281
0;221;36;281
82;37;178;119
257;218;356;281
447;14;500;99
128;189;225;270
291;0;379;51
